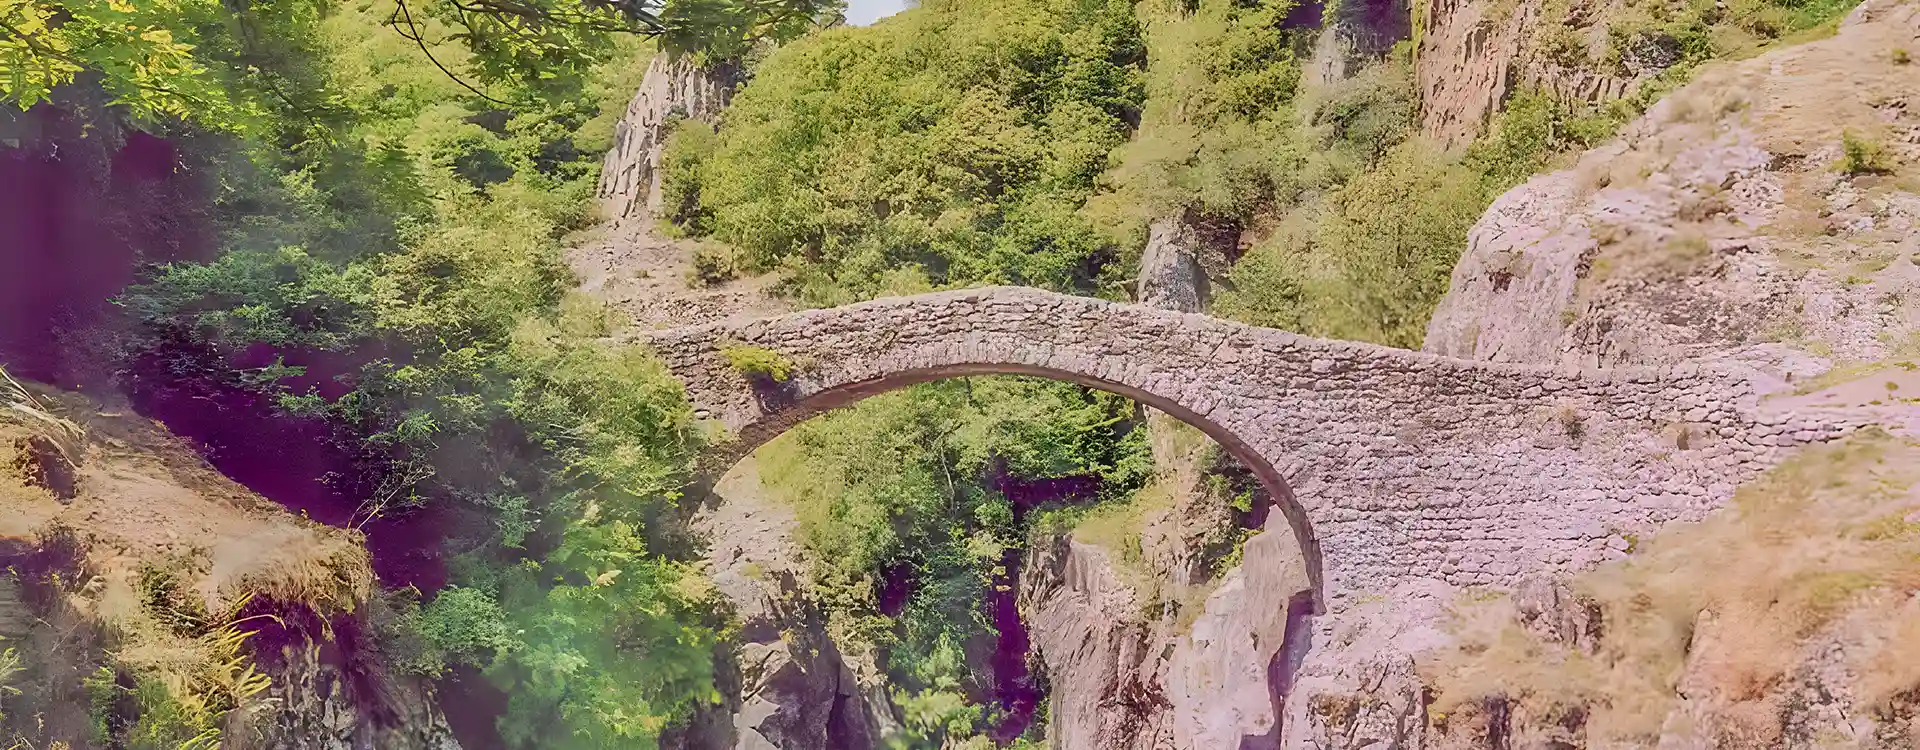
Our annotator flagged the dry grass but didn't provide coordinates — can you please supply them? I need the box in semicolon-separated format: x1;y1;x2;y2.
0;369;82;466
1857;595;1920;708
1427;430;1920;740
1070;481;1174;596
1;377;376;746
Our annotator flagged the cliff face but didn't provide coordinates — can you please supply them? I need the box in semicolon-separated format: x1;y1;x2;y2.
596;55;738;226
1425;0;1920;392
690;461;893;750
1415;0;1641;147
1409;2;1920;746
1017;519;1319;750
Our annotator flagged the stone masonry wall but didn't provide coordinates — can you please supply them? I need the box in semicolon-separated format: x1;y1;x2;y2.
638;286;1859;610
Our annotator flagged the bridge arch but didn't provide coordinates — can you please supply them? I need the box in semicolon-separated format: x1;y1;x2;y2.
641;286;1816;609
701;359;1323;601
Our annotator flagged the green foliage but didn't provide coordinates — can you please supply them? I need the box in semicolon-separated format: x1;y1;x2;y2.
720;343;795;382
758;377;1150;738
0;640;18;728
1092;0;1332;238
409;587;517;676
490;520;721;749
0;0;287;129
84;666;116;746
0;0;834;131
123;676;219;750
1591;0;1853;79
1841;131;1894;176
891;678;984;749
661;0;1146;305
1214;82;1623;347
75;0;728;743
659;119;719;232
420;0;837;88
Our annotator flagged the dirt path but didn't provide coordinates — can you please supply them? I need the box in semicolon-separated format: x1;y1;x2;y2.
564;221;788;331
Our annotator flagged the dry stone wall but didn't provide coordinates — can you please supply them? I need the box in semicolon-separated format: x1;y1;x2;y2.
640;286;1860;609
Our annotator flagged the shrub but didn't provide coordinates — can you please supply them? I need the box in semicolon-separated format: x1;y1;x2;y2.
0;640;19;726
689;242;738;286
659;121;718;233
1894;48;1912;65
1538;23;1590;69
403;587;517;677
720;344;795;382
1216;142;1488;347
1841;131;1895;176
665;0;1146;302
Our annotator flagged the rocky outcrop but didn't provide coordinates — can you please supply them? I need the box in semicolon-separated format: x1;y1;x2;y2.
1310;0;1411;86
596;55;738;224
689;462;891;750
1415;0;1639;147
1136;217;1211;313
1416;0;1542;148
1424;0;1920;389
1019;537;1174;749
246;642;461;750
1164;523;1315;749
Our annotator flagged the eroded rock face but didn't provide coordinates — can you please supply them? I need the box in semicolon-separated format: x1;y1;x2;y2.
1164;523;1315;749
1415;0;1641;148
596;55;737;224
1137;218;1212;314
247;643;461;750
1424;0;1920;390
691;463;891;750
1279;581;1453;750
1020;537;1175;750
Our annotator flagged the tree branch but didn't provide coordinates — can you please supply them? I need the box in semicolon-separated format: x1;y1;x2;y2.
390;0;516;106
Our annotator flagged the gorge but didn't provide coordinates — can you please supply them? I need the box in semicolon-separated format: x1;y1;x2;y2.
1;0;1918;747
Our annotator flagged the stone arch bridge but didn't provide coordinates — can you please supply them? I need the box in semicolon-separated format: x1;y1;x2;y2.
640;286;1851;609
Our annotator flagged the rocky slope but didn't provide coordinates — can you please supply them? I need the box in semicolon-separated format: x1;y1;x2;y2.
0;384;458;749
1392;1;1920;746
1426;0;1920;411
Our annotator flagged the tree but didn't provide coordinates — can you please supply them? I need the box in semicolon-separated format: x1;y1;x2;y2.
0;0;842;129
0;0;259;127
417;0;842;85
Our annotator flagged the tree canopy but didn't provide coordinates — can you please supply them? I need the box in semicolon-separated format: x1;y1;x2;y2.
0;0;841;129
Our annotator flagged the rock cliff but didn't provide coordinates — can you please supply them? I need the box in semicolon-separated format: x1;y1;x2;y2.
1425;0;1920;397
1411;2;1920;746
691;461;892;750
596;55;739;225
1415;0;1641;147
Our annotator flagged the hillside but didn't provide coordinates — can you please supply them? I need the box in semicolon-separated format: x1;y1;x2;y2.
0;0;1915;747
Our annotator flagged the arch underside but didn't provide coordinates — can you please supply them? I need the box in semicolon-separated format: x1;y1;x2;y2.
702;362;1328;606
